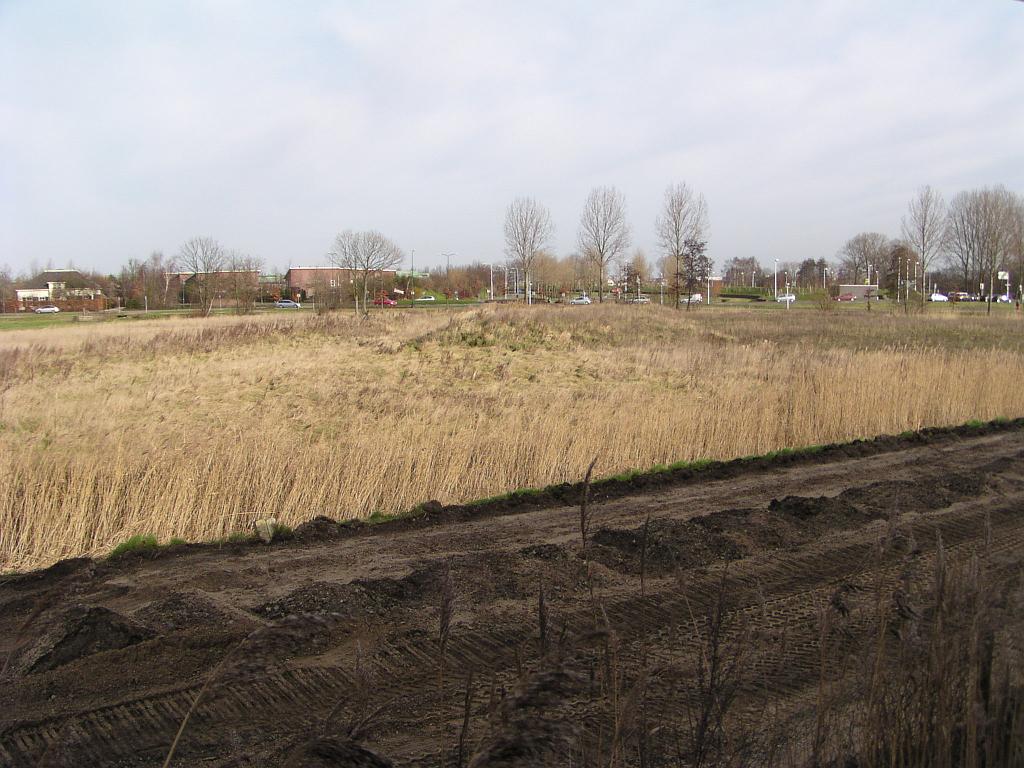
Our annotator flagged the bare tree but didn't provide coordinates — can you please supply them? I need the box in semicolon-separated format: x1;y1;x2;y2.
946;186;1015;313
226;251;263;314
578;186;631;303
328;230;404;316
0;264;13;313
628;248;651;283
177;236;226;316
504;197;554;306
722;256;762;289
837;232;889;287
901;186;947;307
656;183;708;309
1008;193;1024;298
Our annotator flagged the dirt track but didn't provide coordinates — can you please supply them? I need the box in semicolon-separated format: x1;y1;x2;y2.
2;424;1024;767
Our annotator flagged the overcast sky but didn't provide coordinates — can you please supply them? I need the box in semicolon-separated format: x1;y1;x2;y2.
2;1;1022;276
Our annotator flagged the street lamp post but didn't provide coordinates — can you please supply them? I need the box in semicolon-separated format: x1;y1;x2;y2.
441;251;454;313
774;260;779;298
409;249;416;304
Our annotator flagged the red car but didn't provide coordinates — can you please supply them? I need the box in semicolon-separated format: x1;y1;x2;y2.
835;293;856;302
373;296;398;306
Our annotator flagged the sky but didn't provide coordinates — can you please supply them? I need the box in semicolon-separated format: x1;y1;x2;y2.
2;1;1022;276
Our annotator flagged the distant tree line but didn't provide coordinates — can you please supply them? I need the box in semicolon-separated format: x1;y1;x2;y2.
837;185;1024;311
498;183;710;309
7;181;1019;315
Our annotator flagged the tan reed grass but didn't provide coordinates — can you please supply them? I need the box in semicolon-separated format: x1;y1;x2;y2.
3;304;1024;571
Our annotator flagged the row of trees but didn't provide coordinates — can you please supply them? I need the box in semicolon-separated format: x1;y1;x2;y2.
115;238;265;316
503;183;711;309
840;185;1024;310
11;183;1016;316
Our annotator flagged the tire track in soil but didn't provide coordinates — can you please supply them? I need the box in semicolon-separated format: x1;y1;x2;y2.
1;429;1023;767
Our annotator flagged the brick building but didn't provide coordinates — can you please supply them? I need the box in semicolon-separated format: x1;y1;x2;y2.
285;267;397;300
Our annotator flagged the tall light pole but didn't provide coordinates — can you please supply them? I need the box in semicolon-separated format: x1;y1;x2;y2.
441;251;455;315
409;249;416;304
774;260;779;298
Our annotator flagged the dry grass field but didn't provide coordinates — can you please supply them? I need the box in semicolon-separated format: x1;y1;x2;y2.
3;303;1024;571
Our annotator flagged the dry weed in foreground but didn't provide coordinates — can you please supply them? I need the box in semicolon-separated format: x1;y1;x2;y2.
4;304;1024;570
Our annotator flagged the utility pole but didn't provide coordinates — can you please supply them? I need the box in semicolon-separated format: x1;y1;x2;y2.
441;251;455;316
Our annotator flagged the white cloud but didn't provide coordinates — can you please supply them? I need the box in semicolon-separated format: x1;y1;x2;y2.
1;0;1022;273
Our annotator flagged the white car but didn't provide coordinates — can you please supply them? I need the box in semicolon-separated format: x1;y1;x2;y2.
274;299;301;309
413;295;436;302
33;305;60;314
776;293;796;303
929;293;949;302
569;295;592;305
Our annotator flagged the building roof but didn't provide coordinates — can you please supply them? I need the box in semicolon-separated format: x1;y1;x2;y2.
21;269;98;290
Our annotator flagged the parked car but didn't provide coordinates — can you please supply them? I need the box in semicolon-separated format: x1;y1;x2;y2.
929;293;949;302
274;299;301;308
413;295;436;302
776;293;796;303
625;295;650;304
685;293;703;304
949;291;970;302
373;297;398;306
33;305;60;314
569;295;592;305
996;294;1012;303
836;293;856;302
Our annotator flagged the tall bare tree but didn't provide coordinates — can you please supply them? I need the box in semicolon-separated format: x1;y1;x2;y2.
177;236;226;316
0;264;13;313
838;232;889;286
722;256;762;289
503;197;554;306
627;248;651;284
226;251;263;314
656;183;708;309
901;185;947;307
1008;193;1024;299
328;230;404;316
578;186;631;303
946;186;1015;313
